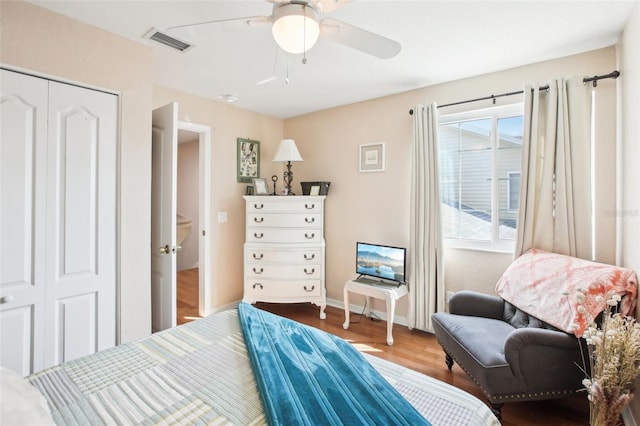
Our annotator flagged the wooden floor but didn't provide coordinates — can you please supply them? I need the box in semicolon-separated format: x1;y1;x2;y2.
177;272;589;426
176;268;200;325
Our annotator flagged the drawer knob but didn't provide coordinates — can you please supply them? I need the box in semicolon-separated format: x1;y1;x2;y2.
305;203;315;209
253;217;264;223
304;268;315;275
253;232;264;239
304;217;315;223
252;283;263;290
253;253;264;260
303;285;315;292
304;233;315;239
304;253;315;260
254;203;264;209
253;267;264;274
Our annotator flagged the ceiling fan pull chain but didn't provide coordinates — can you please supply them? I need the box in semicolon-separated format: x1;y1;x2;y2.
302;4;308;64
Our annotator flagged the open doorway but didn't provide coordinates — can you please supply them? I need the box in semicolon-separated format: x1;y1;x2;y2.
176;122;211;325
176;129;199;324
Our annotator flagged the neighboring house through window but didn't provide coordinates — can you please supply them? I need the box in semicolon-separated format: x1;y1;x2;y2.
438;104;524;252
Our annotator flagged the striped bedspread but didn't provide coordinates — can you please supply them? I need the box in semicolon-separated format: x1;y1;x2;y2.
27;308;499;425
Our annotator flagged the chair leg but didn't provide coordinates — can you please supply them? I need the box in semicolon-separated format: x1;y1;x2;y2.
444;352;454;370
489;403;503;421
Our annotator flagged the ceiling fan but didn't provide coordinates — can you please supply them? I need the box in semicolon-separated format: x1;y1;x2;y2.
165;0;401;60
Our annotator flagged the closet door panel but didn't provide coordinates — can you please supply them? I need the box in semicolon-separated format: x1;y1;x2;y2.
0;306;35;376
45;81;117;367
58;102;99;274
0;70;48;374
54;293;97;365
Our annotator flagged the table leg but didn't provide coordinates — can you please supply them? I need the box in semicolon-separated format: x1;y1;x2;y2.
386;295;395;346
343;286;350;330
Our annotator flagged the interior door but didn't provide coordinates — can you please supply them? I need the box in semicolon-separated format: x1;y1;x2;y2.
151;103;178;332
1;69;117;373
44;80;117;367
0;70;48;375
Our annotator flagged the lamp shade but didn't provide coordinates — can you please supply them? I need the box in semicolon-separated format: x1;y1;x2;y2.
273;139;303;162
271;4;320;54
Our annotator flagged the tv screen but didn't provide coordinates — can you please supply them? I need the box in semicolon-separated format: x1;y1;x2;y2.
356;242;406;283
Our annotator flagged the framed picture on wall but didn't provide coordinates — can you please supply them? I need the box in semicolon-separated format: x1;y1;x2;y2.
237;138;260;183
359;142;385;172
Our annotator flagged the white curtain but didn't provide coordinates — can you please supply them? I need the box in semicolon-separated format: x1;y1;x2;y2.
409;104;445;332
516;78;593;259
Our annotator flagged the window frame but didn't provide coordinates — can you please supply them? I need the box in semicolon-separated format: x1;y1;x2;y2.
438;103;524;253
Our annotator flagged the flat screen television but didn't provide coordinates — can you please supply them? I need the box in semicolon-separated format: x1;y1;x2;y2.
356;242;406;284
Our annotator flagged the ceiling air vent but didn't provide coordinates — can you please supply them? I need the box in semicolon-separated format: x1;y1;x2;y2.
144;28;193;52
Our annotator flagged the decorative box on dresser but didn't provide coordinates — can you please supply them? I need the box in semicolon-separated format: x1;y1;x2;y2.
243;195;327;319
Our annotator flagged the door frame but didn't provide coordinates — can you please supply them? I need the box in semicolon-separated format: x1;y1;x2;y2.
177;121;212;317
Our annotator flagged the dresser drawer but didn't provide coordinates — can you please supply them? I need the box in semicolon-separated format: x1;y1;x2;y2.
245;280;323;299
247;213;321;229
246;248;321;263
246;199;322;214
246;262;322;279
246;228;322;243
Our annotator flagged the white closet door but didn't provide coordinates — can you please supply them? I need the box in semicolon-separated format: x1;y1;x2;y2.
44;81;117;368
0;70;48;375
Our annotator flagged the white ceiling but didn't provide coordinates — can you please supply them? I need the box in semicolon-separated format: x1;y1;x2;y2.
28;0;637;119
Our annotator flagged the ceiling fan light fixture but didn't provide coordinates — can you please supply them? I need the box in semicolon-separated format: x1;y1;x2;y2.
271;4;320;54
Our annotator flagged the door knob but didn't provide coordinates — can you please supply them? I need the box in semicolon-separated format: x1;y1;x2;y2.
158;244;170;254
0;295;14;304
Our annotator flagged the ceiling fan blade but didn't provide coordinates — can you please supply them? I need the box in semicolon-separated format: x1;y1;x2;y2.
166;15;270;32
256;76;279;86
320;18;401;59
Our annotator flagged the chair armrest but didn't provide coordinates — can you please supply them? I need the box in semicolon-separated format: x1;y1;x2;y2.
449;290;504;320
505;328;586;382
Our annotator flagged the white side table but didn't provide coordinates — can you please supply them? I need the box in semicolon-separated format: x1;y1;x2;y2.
342;279;410;345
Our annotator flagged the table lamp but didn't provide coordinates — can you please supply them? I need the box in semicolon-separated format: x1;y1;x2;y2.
272;139;303;195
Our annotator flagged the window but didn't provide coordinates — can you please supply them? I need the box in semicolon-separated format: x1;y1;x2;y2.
439;104;523;251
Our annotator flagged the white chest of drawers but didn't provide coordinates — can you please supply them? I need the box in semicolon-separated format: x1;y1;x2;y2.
242;196;326;319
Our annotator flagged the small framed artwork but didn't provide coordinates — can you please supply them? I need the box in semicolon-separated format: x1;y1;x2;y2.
252;178;269;195
237;138;260;183
359;142;385;173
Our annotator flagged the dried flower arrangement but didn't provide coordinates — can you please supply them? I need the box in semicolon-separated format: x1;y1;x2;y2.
570;289;640;426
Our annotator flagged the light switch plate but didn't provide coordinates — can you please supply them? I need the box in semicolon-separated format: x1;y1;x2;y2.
218;211;228;223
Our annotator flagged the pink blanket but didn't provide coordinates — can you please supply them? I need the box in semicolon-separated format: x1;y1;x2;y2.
495;248;638;337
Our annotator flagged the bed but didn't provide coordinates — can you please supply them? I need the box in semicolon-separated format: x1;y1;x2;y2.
8;305;499;425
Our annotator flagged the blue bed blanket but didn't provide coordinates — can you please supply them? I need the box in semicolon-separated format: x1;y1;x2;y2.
238;303;431;426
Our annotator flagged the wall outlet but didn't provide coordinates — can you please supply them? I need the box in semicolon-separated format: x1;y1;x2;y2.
217;211;228;223
446;291;455;303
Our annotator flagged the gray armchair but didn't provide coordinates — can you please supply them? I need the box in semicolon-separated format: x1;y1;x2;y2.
431;290;587;420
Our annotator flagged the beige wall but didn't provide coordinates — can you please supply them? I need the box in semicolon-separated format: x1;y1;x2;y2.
152;87;284;309
0;0;154;343
285;47;618;317
617;1;640;422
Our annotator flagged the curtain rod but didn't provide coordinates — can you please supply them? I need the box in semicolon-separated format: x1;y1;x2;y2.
408;70;620;115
